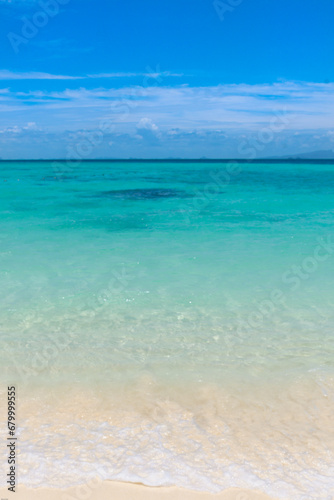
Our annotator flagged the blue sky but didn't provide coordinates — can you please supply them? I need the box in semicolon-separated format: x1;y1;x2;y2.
0;0;333;158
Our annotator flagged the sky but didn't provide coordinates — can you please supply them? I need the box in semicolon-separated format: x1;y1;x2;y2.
0;0;334;159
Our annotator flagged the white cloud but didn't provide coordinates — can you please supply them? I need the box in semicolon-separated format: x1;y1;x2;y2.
87;71;183;79
0;80;333;143
0;70;183;81
137;118;159;132
0;0;41;4
1;127;333;160
136;118;160;142
0;70;83;80
0;121;38;134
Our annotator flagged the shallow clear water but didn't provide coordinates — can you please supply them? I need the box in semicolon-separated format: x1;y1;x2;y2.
0;160;334;499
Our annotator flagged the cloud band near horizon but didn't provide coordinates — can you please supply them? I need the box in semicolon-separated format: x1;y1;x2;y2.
0;79;333;159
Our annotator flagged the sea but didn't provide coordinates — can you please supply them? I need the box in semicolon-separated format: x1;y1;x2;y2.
0;160;333;499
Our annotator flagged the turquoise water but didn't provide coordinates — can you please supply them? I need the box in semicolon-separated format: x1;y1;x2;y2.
1;161;334;498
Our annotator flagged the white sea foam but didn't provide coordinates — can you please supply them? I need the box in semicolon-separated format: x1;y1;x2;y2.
1;373;333;500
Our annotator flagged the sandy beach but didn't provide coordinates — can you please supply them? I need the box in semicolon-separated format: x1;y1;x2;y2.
0;482;275;500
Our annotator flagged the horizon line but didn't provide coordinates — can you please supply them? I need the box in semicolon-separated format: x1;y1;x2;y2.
1;158;334;163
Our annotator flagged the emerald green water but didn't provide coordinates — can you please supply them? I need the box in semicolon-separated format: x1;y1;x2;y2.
0;161;333;498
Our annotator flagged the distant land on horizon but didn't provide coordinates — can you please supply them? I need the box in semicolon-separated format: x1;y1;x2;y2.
268;149;334;160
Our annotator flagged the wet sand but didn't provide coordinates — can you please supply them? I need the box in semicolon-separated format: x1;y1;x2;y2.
0;482;276;500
